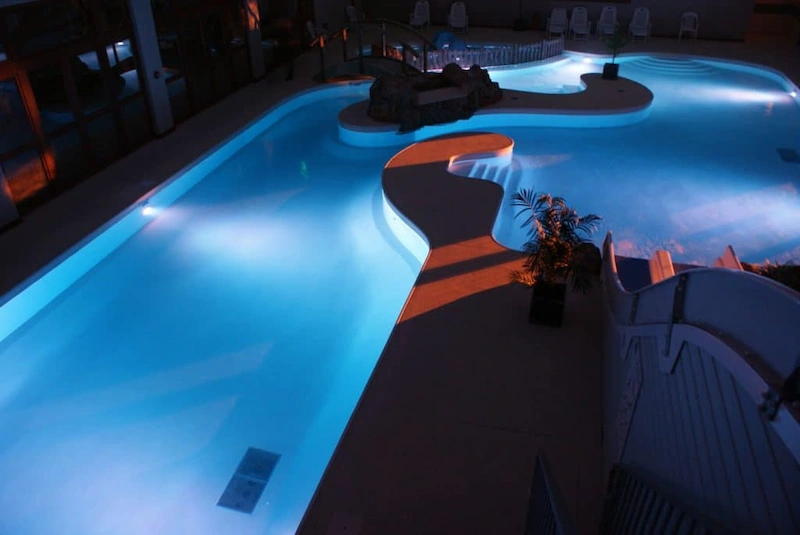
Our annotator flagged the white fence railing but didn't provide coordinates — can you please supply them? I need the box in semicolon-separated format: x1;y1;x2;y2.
601;231;800;533
408;37;564;71
602;232;800;381
601;231;800;462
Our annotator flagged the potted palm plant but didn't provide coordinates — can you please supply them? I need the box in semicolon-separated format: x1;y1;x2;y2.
602;29;628;80
509;189;602;327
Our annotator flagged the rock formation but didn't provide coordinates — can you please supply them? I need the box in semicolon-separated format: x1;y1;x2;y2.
367;63;502;132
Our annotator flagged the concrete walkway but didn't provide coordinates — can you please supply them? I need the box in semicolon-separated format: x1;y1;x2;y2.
298;133;605;534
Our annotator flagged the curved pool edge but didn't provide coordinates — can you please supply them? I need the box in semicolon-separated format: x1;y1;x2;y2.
338;74;653;148
381;192;431;268
565;50;800;98
0;81;373;344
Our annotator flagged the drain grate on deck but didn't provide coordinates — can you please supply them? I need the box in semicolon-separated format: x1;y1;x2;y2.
777;148;800;163
217;447;281;514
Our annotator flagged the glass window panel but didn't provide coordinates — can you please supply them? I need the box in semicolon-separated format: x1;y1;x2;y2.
182;26;208;69
99;0;131;32
28;62;76;134
2;149;48;203
204;12;227;58
87;113;120;166
109;39;135;71
48;128;87;185
74;51;121;113
232;48;250;87
157;29;181;71
121;96;151;148
211;62;232;98
0;77;35;154
166;76;190;123
14;1;88;57
187;70;213;110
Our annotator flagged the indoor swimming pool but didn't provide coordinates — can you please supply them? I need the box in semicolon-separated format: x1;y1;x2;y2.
0;53;798;534
485;54;800;264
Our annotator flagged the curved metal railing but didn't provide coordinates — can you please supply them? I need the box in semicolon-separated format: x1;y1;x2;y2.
309;20;565;81
310;18;436;81
349;18;438;50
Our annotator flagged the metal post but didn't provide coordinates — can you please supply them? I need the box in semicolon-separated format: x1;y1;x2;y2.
423;43;428;72
664;274;688;357
381;23;386;57
358;24;364;74
125;0;174;135
319;35;326;82
242;0;265;80
342;28;348;62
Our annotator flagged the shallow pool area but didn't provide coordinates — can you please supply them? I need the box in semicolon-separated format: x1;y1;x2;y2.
0;87;422;535
1;51;799;535
485;55;800;264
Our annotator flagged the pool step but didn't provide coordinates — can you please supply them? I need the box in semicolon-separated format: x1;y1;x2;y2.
629;57;716;75
450;160;522;193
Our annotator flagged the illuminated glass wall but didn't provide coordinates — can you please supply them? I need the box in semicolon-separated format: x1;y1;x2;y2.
0;0;149;211
0;0;258;215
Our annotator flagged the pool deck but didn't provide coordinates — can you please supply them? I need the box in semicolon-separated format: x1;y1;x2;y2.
1;29;800;535
297;132;605;534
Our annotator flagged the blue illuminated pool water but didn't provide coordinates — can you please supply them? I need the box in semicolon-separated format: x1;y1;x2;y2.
0;89;421;535
0;54;799;535
488;55;800;264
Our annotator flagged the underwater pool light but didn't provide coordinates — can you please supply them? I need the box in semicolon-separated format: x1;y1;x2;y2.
140;200;157;216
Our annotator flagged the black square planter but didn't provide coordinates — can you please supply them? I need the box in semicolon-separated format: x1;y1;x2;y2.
602;63;619;80
529;282;567;327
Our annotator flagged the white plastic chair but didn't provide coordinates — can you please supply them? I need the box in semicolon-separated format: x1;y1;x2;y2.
628;7;651;42
678;12;699;41
409;1;430;29
596;5;618;39
569;7;591;41
546;8;568;38
448;2;468;33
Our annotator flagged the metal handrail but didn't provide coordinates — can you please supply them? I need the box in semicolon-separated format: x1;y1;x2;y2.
310;18;435;81
347;18;437;50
